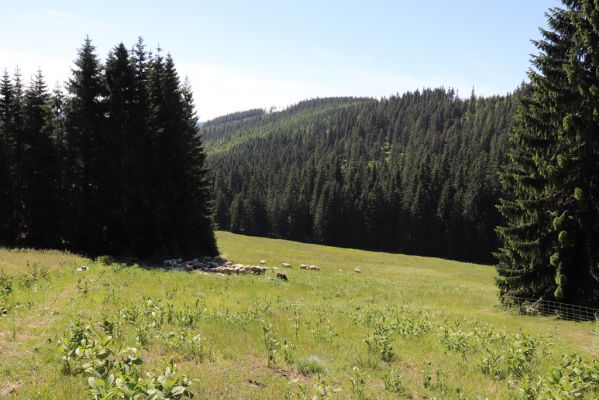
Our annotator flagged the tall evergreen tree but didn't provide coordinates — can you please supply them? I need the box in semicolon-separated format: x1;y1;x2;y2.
178;77;218;256
0;71;13;244
0;69;25;245
20;70;58;246
128;37;155;255
50;83;68;244
148;53;217;257
496;1;599;307
10;70;25;244
104;43;136;254
64;37;108;254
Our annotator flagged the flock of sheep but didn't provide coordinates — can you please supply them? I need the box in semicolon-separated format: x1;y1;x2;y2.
162;257;363;280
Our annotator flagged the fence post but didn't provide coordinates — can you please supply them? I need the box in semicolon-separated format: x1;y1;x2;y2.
594;311;599;352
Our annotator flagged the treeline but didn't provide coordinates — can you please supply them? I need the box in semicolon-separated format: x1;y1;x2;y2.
204;90;516;263
0;37;217;258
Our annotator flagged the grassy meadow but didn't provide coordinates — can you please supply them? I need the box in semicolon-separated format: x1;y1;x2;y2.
0;231;597;399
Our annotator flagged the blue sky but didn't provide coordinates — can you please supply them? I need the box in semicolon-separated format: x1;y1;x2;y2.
0;1;560;119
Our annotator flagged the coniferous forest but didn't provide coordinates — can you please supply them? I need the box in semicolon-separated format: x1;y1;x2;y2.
0;37;217;258
1;0;599;308
203;91;516;264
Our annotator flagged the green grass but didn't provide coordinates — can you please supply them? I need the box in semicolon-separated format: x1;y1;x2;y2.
0;231;597;399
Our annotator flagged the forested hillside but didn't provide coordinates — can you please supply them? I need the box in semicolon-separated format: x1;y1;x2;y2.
204;89;516;263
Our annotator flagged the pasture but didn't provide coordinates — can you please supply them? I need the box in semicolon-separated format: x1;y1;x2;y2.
0;231;596;399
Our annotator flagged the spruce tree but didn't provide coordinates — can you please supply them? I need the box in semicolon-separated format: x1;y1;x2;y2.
0;71;13;244
64;37;107;254
0;69;23;245
51;84;68;244
148;52;217;257
11;70;25;243
104;43;136;254
21;70;58;246
128;37;155;255
179;77;218;256
496;1;599;307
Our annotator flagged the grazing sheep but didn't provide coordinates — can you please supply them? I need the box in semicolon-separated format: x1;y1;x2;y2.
353;267;362;273
247;265;268;274
282;263;292;268
76;266;88;272
209;264;268;275
300;264;320;271
276;272;288;281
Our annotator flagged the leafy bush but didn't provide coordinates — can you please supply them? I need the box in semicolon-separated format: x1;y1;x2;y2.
19;262;49;291
480;349;506;379
365;322;395;363
88;359;193;400
262;322;279;368
439;322;472;356
290;374;337;400
393;308;431;338
383;368;410;397
349;366;368;400
505;332;537;377
281;337;296;364
0;270;12;316
59;319;112;376
480;332;538;379
58;319;195;399
163;329;211;363
519;354;599;399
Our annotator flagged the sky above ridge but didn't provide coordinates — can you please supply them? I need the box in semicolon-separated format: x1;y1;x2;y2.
0;0;560;120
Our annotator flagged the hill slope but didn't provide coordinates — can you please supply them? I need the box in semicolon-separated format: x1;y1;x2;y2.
202;90;516;263
0;232;596;399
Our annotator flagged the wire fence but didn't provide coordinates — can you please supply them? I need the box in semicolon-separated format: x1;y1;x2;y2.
502;295;599;352
502;295;599;321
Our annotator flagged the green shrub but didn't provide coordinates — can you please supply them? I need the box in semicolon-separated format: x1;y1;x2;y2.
349;366;368;400
383;368;410;397
519;354;599;399
365;322;395;363
0;270;12;316
59;318;195;399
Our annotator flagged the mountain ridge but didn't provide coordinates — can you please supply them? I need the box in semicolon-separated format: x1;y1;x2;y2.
202;88;516;263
